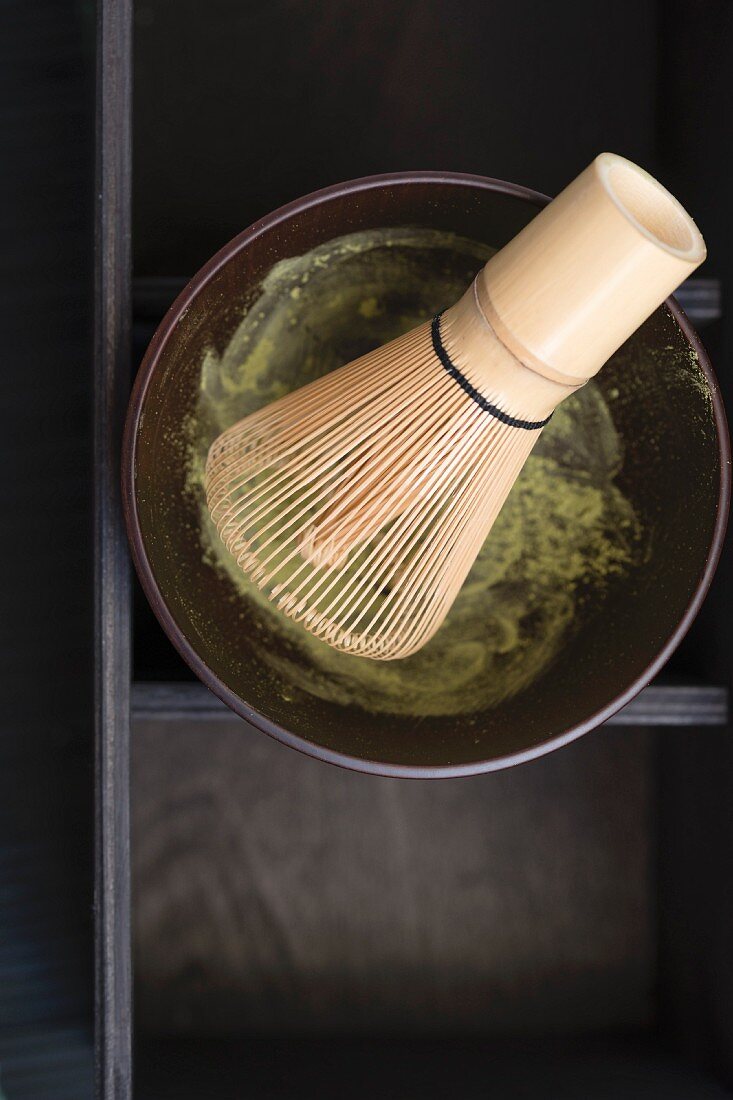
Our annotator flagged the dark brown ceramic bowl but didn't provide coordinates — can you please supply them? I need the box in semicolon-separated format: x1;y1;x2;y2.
123;172;729;778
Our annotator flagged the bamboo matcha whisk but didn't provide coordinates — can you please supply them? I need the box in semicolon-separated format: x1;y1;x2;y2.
206;154;706;660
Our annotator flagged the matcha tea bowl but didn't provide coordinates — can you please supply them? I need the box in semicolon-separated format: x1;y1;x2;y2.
122;172;729;778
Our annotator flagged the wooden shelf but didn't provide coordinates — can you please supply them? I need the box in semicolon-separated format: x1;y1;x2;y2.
132;680;728;728
132;275;722;330
133;1036;733;1100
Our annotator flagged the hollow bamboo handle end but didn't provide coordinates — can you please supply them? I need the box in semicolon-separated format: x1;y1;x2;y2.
477;153;706;383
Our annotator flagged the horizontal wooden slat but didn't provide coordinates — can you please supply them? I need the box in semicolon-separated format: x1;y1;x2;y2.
673;277;722;327
609;684;728;726
132;276;722;328
131;681;728;727
133;1036;732;1100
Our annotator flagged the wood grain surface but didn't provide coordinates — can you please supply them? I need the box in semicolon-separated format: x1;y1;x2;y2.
95;0;133;1096
133;720;654;1035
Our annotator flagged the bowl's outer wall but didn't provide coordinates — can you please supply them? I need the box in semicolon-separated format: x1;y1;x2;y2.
123;174;729;776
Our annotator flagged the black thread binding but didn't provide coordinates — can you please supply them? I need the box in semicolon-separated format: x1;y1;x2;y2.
431;311;551;430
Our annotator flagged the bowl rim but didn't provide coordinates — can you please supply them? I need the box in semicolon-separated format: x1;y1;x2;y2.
122;170;731;779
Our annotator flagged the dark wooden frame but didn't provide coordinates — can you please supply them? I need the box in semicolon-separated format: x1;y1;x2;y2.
94;0;729;1092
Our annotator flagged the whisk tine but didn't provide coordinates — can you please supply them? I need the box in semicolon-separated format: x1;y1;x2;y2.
205;308;548;658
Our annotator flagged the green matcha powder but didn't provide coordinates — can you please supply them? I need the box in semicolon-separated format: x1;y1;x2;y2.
186;228;645;717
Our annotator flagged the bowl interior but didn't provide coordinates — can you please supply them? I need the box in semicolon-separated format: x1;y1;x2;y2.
127;178;724;773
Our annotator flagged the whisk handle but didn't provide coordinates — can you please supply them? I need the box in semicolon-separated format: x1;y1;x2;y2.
476;153;706;384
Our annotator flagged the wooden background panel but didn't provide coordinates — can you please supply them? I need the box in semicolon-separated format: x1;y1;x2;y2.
133;0;658;276
132;721;654;1035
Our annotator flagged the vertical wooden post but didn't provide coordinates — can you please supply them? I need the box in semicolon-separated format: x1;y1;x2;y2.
94;0;133;1096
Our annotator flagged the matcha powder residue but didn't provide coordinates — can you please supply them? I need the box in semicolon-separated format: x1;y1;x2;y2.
187;227;645;717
